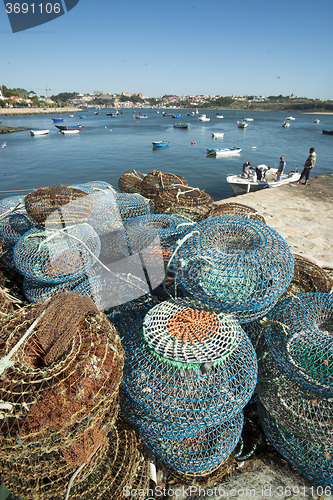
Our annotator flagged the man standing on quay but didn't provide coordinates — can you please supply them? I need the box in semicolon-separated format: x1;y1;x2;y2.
297;147;316;185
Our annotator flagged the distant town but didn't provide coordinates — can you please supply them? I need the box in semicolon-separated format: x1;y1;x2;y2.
1;85;333;112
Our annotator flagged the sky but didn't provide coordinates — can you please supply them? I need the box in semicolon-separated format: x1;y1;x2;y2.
1;0;333;100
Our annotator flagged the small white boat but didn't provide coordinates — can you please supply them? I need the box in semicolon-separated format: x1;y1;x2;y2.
227;169;301;195
207;147;242;157
237;121;248;128
282;121;290;128
216;114;224;119
212;132;224;139
60;129;80;135
198;114;210;122
173;123;190;129
314;119;320;124
286;116;295;120
244;118;254;122
1;142;6;148
30;129;49;136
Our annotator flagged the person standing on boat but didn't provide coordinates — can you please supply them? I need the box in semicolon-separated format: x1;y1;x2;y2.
255;164;269;181
297;147;316;185
276;156;286;181
241;161;252;178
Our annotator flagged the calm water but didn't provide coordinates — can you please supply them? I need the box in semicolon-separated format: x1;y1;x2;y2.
1;109;332;201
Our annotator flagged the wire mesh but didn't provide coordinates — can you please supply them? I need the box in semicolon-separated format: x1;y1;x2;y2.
118;169;146;195
154;186;214;221
13;223;101;284
141;170;188;202
23;275;86;303
283;254;333;296
24;186;94;226
70;180;118;194
204;202;266;224
0;212;36;246
173;216;294;323
122;298;257;429
256;345;333;445
263;293;333;398
113;193;154;222
257;402;333;488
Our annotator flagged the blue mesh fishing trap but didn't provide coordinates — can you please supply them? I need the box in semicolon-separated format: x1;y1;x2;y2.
70;180;118;194
121;298;257;430
13;223;101;284
0;213;36;246
256;345;333;446
263;293;333;398
172;216;294;323
23;275;85;303
113;193;154;222
258;402;333;488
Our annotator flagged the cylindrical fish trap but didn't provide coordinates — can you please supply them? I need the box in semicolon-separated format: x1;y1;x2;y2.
0;195;26;216
263;293;333;398
0;244;16;270
70;180;118;194
256;346;333;445
23;275;86;303
86;191;124;235
257;402;333;488
24;186;94;226
122;299;257;430
13;223;101;284
118;169;146;195
114;193;154;222
204;202;266;223
142;170;188;203
0;212;36;246
284;253;333;296
155;186;214;221
173;216;294;323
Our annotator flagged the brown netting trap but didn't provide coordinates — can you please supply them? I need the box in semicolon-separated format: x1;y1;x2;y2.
0;292;124;499
282;253;333;297
204;202;266;223
24;185;94;226
118;169;146;195
141;170;188;204
154;186;214;221
68;414;151;500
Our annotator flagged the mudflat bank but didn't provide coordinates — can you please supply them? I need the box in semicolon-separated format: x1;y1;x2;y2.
0;107;82;117
217;174;333;269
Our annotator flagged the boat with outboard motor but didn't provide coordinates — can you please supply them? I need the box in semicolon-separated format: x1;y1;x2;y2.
227;168;300;195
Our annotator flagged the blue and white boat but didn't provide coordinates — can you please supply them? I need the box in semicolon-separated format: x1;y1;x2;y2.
52;118;64;123
152;141;169;148
207;147;242;157
55;125;83;131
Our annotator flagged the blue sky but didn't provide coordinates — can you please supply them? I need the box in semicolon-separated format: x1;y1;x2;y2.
1;0;332;99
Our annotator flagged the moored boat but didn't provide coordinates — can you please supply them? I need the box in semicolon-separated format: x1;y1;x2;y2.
206;147;242;157
173;123;190;129
152;140;169;148
227;169;301;195
30;129;49;136
216;114;224;119
52;118;63;123
55;125;83;131
198;114;210;122
237;121;248;128
322;130;333;135
212;132;224;138
314;119;320;124
60;129;80;135
282;121;290;128
286;116;295;120
244;118;254;122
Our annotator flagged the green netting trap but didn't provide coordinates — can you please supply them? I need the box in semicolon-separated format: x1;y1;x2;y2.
172;216;294;323
257;402;333;488
263;293;333;398
13;223;101;284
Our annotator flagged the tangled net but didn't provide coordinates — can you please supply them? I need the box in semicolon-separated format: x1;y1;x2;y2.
122;299;257;430
0;292;123;498
284;254;333;296
204;202;266;224
118;169;146;195
23;275;86;303
173;216;294;323
256;346;333;445
154;186;214;221
141;170;188;202
257;402;333;488
70;180;118;194
263;293;333;398
113;193;154;223
24;186;94;226
0;212;36;246
13;224;101;284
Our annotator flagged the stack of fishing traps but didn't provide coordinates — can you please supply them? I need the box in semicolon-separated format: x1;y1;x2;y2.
256;293;333;487
121;298;257;476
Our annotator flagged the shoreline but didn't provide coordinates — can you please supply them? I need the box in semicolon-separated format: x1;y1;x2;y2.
0;107;82;117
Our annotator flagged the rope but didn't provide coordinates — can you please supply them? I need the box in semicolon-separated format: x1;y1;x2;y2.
163;230;200;289
0;202;25;221
259;317;290;336
175;187;200;203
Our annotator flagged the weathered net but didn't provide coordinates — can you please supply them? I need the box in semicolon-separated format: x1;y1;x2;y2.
122;299;257;430
283;253;333;296
118;169;146;195
13;223;101;284
0;195;26;217
0;292;124;498
0;212;36;246
173;216;294;323
263;293;333;398
24;186;94;226
70;180;118;194
113;193;154;222
154;186;214;221
204;202;266;224
0;244;16;270
141;170;188;202
257;402;333;488
256;345;333;445
23;275;86;303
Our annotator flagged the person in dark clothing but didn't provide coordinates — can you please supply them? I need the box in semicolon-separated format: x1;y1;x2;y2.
297;147;316;185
